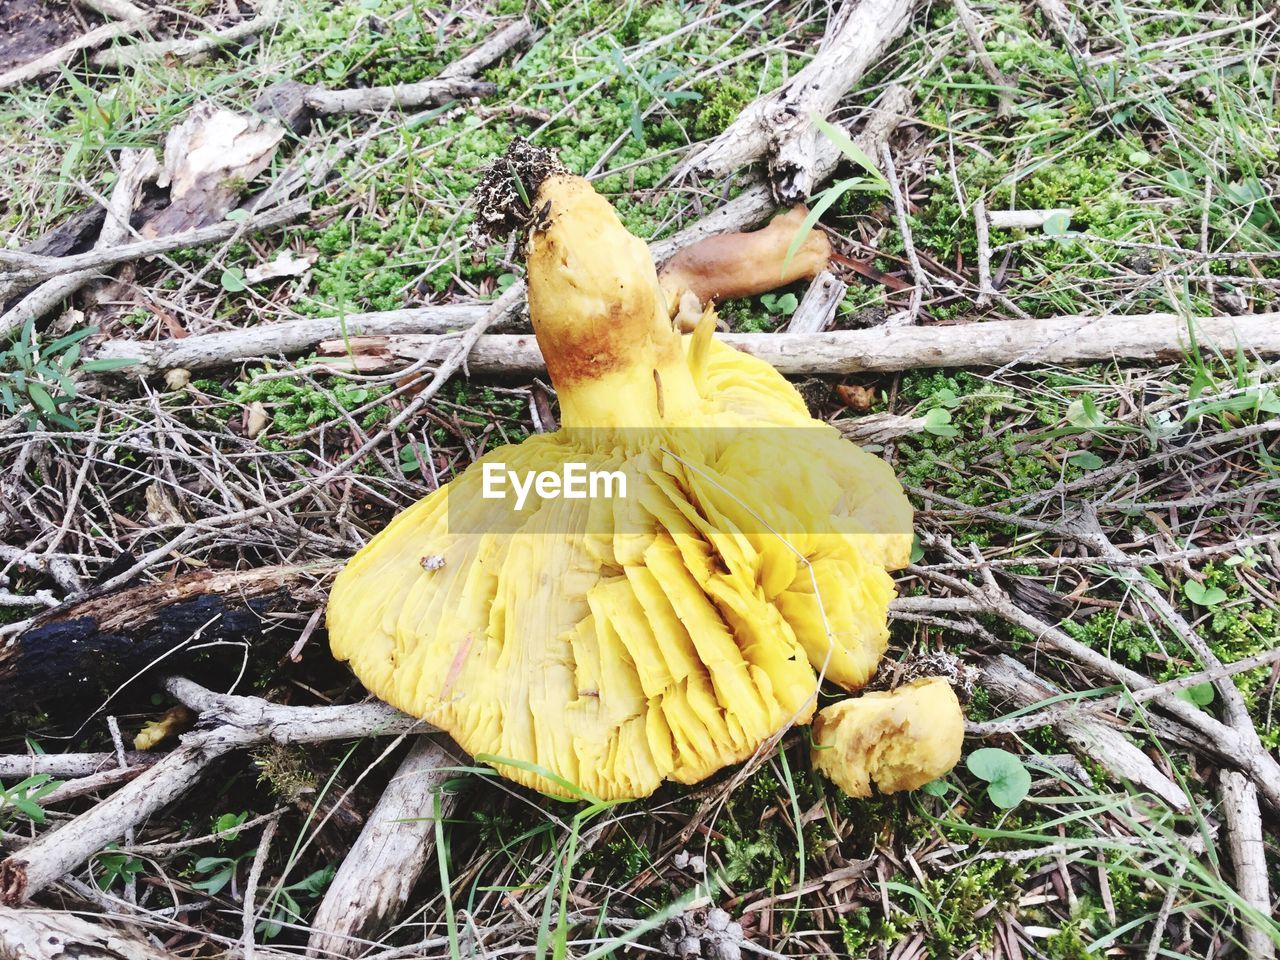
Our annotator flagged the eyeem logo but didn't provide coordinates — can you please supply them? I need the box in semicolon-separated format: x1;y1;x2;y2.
481;462;628;511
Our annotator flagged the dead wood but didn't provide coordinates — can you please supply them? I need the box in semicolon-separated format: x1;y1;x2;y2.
304;19;532;115
306;737;466;959
0;563;336;712
952;0;1016;117
978;654;1189;810
311;312;1280;376
0;905;174;960
1219;771;1277;959
89;303;487;376
987;207;1073;229
674;0;922;201
0;752;155;780
787;270;847;334
91;0;285;69
0;677;425;905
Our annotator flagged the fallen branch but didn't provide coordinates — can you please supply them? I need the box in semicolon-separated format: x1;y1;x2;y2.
978;655;1189;811
1219;771;1278;959
92;0;284;68
0;752;155;780
306;737;466;959
674;0;923;200
0;905;173;960
0;677;425;905
312;311;1280;376
304;19;532;115
90;304;486;376
0;150;158;341
0;563;336;710
0;197;307;289
1032;0;1086;48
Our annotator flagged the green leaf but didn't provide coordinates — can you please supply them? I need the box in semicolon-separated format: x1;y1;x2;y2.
774;292;798;315
782;175;861;276
1041;211;1071;235
922;407;959;437
966;747;1031;809
934;387;960;408
81;358;140;373
1183;580;1227;607
1065;395;1106;428
26;382;57;415
221;267;247;292
920;778;949;797
224;208;250;222
1069;450;1104;470
908;534;924;564
1176;682;1215;707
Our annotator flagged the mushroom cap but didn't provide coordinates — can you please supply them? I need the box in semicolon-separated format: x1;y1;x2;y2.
327;172;913;800
811;678;964;797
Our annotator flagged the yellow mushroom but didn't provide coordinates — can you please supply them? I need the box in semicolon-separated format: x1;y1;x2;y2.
327;146;930;800
811;678;964;797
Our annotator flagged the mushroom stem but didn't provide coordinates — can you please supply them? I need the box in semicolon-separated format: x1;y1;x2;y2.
657;206;832;328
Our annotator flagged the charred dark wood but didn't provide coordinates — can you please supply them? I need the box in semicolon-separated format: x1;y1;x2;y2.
0;564;337;713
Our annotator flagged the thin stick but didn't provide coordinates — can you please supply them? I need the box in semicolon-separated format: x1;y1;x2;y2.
305;19;532;115
951;0;1016;117
241;817;279;960
973;196;994;306
880;143;927;324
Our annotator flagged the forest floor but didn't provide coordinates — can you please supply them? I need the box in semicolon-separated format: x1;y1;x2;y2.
1;1;1278;958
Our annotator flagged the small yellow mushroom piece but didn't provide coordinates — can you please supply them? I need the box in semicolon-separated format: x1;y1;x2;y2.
133;706;195;751
812;678;963;797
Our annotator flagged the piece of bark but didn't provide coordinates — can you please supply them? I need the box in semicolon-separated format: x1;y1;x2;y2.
674;0;922;201
306;737;465;959
974;197;995;306
92;0;284;68
0;150;157;340
0;677;426;905
0;563;337;711
143;105;285;237
835;412;925;444
787;271;847;334
979;655;1189;811
305;19;532;116
0;905;174;960
312;311;1280;376
1219;771;1277;960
